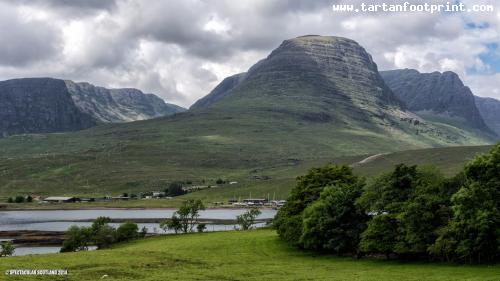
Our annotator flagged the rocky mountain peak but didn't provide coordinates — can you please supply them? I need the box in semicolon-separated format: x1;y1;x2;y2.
380;69;492;134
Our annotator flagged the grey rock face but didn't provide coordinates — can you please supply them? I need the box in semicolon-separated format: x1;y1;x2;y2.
66;81;185;123
380;69;491;133
0;78;185;138
0;78;95;137
475;96;500;137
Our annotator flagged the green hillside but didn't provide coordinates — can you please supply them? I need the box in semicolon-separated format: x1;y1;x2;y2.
2;230;498;280
0;36;494;199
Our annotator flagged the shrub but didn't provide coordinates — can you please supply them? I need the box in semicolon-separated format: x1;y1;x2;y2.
236;208;261;230
0;241;15;257
116;222;139;242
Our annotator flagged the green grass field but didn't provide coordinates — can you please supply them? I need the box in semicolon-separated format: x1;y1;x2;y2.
1;145;494;209
1;229;498;281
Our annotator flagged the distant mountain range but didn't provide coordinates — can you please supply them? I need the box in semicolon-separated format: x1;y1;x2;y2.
380;69;499;138
0;78;185;137
0;35;498;196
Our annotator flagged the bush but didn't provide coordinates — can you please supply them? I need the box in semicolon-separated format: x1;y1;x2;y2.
61;226;92;252
197;223;207;233
116;222;139;242
14;196;24;203
0;241;15;257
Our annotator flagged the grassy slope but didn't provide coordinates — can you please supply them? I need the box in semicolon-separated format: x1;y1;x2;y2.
2;229;498;281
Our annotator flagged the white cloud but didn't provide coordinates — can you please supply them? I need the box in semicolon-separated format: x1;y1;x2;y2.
0;0;498;107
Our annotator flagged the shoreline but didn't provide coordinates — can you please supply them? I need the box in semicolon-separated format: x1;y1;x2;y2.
0;206;277;212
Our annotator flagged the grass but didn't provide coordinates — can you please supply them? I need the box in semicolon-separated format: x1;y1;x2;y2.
1;229;498;281
1;145;494;209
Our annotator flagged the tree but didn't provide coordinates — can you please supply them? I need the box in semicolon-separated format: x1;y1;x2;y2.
430;145;500;263
275;164;360;246
91;217;112;235
0;241;15;257
236;208;262;230
162;200;205;234
300;183;368;255
7;197;13;203
216;178;225;185
61;226;92;252
359;214;398;259
116;222;139;242
14;196;24;203
165;182;186;197
359;165;450;259
161;215;182;234
94;225;116;249
26;195;33;203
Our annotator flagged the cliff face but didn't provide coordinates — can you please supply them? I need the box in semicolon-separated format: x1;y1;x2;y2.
0;78;185;138
66;81;185;123
0;78;95;137
475;96;500;137
380;69;491;133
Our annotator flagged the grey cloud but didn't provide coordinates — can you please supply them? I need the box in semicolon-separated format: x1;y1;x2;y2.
0;3;61;66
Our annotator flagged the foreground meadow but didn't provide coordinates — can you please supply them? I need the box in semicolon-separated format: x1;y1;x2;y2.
1;229;498;281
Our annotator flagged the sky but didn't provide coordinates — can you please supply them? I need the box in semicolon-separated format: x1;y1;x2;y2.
0;0;499;107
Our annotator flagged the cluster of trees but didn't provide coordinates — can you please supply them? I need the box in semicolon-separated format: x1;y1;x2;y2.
0;241;15;257
164;182;186;197
61;217;146;252
275;145;500;263
6;195;32;203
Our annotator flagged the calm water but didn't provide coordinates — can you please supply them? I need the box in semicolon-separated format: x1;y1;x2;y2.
0;209;276;256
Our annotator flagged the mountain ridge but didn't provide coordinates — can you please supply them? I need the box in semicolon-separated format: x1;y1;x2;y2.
0;77;185;137
380;68;494;137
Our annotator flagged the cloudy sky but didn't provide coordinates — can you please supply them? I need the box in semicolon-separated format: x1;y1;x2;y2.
0;0;499;107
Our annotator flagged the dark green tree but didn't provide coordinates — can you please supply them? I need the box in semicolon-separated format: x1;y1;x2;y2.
430;145;500;263
359;214;398;259
274;164;359;246
165;182;186;197
300;182;368;255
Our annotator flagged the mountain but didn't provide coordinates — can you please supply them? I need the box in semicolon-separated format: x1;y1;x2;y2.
475;96;500;136
0;36;494;197
191;73;246;109
380;69;493;135
0;78;185;137
66;81;185;123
